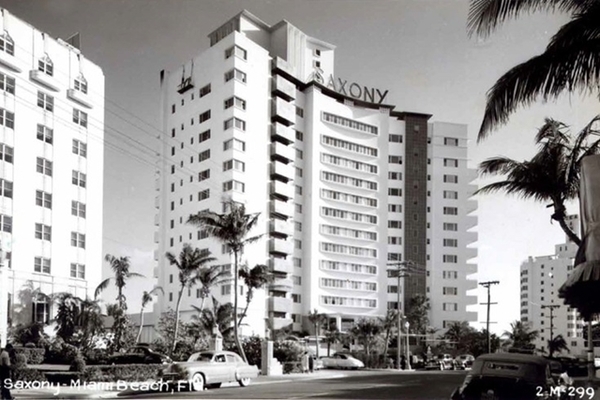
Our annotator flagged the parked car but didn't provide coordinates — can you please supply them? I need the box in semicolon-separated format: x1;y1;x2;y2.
108;345;172;365
160;350;259;392
320;353;365;370
437;353;456;370
411;354;425;369
450;353;561;400
454;354;475;370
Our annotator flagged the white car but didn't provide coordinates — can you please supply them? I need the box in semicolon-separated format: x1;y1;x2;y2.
320;353;365;370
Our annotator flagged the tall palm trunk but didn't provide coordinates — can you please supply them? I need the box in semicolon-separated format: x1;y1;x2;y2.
238;290;252;328
234;250;247;362
136;307;145;343
200;295;207;312
383;328;391;361
315;321;320;358
172;286;185;356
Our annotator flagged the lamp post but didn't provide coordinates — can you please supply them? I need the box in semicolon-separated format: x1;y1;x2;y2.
405;320;411;370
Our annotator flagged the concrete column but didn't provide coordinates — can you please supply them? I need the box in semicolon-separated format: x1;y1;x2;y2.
261;340;273;375
210;337;223;351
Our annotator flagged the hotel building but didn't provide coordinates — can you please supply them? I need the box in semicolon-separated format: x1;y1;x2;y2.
520;215;586;355
153;10;477;337
0;9;104;343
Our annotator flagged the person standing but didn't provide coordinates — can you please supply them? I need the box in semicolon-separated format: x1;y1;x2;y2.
308;354;314;373
0;343;13;400
301;352;309;374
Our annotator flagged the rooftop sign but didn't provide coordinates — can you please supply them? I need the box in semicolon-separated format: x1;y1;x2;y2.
312;68;389;104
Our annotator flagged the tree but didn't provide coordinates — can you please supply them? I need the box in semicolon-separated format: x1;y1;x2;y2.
191;298;235;343
308;309;327;358
77;298;104;351
105;303;136;353
195;265;231;313
165;244;216;356
443;321;476;352
468;0;600;140
95;254;144;308
548;334;570;356
324;326;342;357
54;293;80;343
476;118;600;246
468;329;501;357
136;287;163;343
379;309;398;359
350;319;382;368
503;320;539;350
187;200;262;363
238;264;272;328
405;294;431;337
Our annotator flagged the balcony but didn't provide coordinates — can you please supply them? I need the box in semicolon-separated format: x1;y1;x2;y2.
270;277;294;292
271;57;295;80
269;257;292;274
268;296;293;313
271;317;294;330
272;75;295;101
67;89;93;109
269;219;293;237
270;142;294;163
269;181;294;200
464;215;477;230
271;98;295;126
271;122;295;145
464;279;478;291
269;237;294;256
270;161;294;182
270;199;293;219
465;200;477;214
29;70;60;92
465;247;477;260
0;51;21;72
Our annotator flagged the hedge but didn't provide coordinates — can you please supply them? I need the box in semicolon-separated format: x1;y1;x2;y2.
12;367;47;383
14;347;45;365
45;372;82;386
83;364;164;382
283;361;302;374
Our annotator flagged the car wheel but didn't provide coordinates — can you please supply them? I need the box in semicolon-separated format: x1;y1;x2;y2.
191;373;205;392
238;378;251;387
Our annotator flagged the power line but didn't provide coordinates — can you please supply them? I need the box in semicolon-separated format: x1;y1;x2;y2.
479;280;499;353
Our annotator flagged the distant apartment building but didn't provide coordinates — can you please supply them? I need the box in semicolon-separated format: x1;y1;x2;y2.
153;10;477;338
0;8;104;343
520;215;585;355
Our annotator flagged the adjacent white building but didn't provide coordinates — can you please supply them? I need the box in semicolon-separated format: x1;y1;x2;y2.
152;10;477;338
520;215;585;355
0;8;104;343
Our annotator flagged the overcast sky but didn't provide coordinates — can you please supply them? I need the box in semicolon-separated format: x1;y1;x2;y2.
1;0;597;335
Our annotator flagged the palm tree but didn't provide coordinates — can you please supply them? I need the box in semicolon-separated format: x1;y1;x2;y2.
476;117;600;246
54;292;81;343
165;244;216;356
443;321;476;352
77;298;104;351
192;298;235;342
95;254;144;309
324;326;342;357
468;0;600;140
548;334;570;357
238;264;273;328
379;309;398;360
195;265;231;313
308;309;327;358
136;287;163;343
187;200;262;363
351;319;383;368
503;320;539;350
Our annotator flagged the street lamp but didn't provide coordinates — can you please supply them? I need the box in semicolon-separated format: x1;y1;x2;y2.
405;320;411;370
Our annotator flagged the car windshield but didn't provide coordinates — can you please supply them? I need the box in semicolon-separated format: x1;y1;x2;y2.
188;353;214;362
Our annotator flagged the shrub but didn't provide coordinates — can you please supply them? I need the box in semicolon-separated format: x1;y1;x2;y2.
83;364;164;382
14;353;27;368
45;372;81;385
82;348;109;365
12;367;46;383
273;340;303;364
44;338;79;364
283;361;302;374
241;336;262;367
70;354;86;372
11;322;49;348
13;347;45;365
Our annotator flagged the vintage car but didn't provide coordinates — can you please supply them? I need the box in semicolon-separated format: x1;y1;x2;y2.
320;353;365;370
437;353;456;370
450;353;561;400
108;345;172;365
160;350;259;392
454;354;475;370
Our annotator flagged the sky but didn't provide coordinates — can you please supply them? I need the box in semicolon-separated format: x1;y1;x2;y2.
1;0;597;335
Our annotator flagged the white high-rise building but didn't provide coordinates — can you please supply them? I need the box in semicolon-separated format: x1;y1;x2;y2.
520;215;585;355
0;8;104;342
153;10;477;338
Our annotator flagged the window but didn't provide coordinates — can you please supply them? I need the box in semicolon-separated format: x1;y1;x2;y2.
198;149;210;162
199;110;211;123
0;109;14;129
223;138;246;152
198;130;211;143
296;107;304;118
74;75;88;94
295;240;302;249
224;68;246;83
292;275;301;285
225;45;247;60
388;188;402;197
73;109;88;127
443;238;458;247
314;49;321;56
71;232;86;248
444;158;459;167
389;134;403;143
224;96;246;110
296;149;303;160
388;236;402;245
296;167;303;177
443;271;458;279
0;179;12;199
443;254;458;263
295;203;302;213
387;285;398;294
443;287;458;295
388;172;402;180
322;135;378;156
224;117;246;131
295;222;302;232
34;257;51;274
71;201;86;218
295;185;302;195
443;190;458;199
0;32;14;56
221;285;231;296
388;155;403;164
444;137;459;146
0;73;15;94
199;84;211;97
198;169;210;181
72;171;86;188
198;189;210;201
0;214;11;233
72;139;87;157
444;175;458;183
35;223;51;241
35;190;52;209
293;258;302;268
223;180;245;192
36;158;52;176
38;54;53;76
387;253;402;261
443;303;458;312
37;91;54;112
70;263;85;279
223;159;245;172
321;112;379;135
443;222;458;231
296;131;303;141
37;124;53;144
443;207;458;215
388;220;402;229
388;204;402;213
292;294;301;303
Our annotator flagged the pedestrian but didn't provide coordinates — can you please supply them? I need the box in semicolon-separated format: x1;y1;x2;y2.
301;352;309;373
308;354;314;373
0;343;13;400
400;355;406;370
387;357;394;369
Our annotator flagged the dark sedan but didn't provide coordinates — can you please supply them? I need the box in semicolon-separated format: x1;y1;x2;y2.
108;345;172;365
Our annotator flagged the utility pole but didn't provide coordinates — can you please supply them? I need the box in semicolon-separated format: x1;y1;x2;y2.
541;305;560;357
479;281;500;353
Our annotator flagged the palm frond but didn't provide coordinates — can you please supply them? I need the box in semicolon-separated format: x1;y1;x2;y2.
478;157;523;176
94;278;112;299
